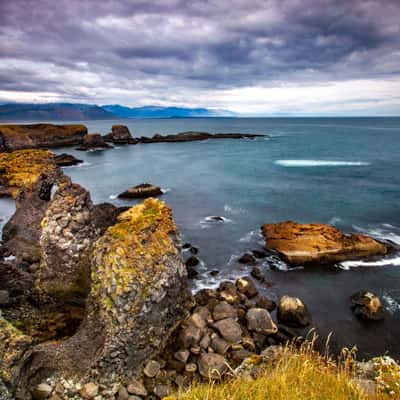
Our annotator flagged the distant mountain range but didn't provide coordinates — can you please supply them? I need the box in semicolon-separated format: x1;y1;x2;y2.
0;103;235;120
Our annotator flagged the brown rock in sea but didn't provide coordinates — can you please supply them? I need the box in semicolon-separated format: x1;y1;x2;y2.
76;133;112;151
104;125;137;144
118;183;163;199
0;124;87;151
277;295;311;328
261;221;388;266
53;153;83;167
351;290;384;320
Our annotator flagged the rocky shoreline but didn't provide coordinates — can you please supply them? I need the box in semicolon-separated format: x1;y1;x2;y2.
0;144;397;399
0;123;266;152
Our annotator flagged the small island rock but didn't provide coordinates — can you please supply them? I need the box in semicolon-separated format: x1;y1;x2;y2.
118;183;163;199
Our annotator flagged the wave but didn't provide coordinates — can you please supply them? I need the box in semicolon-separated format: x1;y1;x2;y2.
383;292;400;315
109;194;118;200
328;216;343;226
339;256;400;270
275;160;370;167
352;225;400;246
239;229;263;244
161;187;171;194
224;204;246;215
62;161;92;169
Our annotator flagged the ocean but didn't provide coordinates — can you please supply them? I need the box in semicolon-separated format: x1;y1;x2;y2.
1;117;400;358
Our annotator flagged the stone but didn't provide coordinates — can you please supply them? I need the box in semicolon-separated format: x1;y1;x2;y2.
277;296;311;327
118;183;163;199
104;125;136;144
212;301;237;321
127;379;147;397
144;360;161;378
198;353;228;379
185;256;200;268
185;363;197;373
80;383;99;399
0;290;10;305
32;383;53;399
179;325;202;349
200;334;211;349
213;318;242;343
174;350;190;364
210;336;230;354
351;290;384;320
53;153;83;167
252;250;267;259
76;133;111;151
236;277;258;298
255;295;276;312
238;253;256;265
251;266;264;280
117;386;129;400
262;221;388;266
153;384;171;398
246;308;277;335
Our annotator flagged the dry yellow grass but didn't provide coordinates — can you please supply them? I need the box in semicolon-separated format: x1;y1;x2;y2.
168;341;399;400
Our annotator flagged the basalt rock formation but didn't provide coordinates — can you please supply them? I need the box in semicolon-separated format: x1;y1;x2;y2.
76;134;112;151
139;131;265;143
118;183;163;199
0;124;87;151
262;221;388;266
104;125;137;144
9;199;190;399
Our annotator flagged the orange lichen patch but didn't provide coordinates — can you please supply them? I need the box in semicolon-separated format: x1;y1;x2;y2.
0;149;57;197
262;221;388;265
91;198;179;303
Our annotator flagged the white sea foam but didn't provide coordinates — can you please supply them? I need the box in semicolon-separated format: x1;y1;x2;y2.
109;194;118;200
161;187;171;194
275;160;370;167
352;225;400;246
329;216;343;226
239;229;263;244
339;256;400;270
224;204;246;215
383;292;400;314
62;161;91;169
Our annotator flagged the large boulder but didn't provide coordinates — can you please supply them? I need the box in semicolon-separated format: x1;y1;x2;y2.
104;125;137;144
118;183;163;199
0;124;87;151
53;153;83;167
351;290;384;320
36;181;98;303
262;221;388;266
76;134;111;151
277;296;311;328
16;198;190;398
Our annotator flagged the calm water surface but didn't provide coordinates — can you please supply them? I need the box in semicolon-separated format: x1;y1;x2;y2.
1;117;400;358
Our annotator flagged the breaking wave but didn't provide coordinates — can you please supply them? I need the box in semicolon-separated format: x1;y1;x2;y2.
275;160;370;167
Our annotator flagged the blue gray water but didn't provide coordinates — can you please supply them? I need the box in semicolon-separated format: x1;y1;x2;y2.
1;117;400;358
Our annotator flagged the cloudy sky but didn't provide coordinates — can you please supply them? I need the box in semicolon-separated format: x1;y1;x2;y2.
1;0;400;116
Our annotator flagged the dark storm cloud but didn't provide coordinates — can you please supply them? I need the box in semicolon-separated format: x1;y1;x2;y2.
0;0;399;107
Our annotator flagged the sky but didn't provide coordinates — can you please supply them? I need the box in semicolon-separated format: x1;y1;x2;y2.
0;0;400;116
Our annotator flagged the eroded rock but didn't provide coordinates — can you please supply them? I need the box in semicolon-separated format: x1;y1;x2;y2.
277;295;311;327
262;221;388;266
118;183;163;199
351;290;384;320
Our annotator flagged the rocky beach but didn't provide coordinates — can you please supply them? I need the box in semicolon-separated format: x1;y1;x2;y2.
0;122;399;399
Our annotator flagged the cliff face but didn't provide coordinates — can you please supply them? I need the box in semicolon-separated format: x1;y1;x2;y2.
0;124;87;151
8;199;190;398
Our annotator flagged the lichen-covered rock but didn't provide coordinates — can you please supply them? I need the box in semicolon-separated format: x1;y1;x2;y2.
197;353;228;379
351;290;384;320
104;125;137;144
0;124;87;151
37;181;98;303
16;199;190;397
0;149;59;198
262;221;388;266
0;315;32;392
277;296;311;327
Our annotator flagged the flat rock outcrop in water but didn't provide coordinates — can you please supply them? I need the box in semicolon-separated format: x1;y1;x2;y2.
139;131;266;143
53;153;83;167
0;124;87;151
262;221;388;266
118;183;163;199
